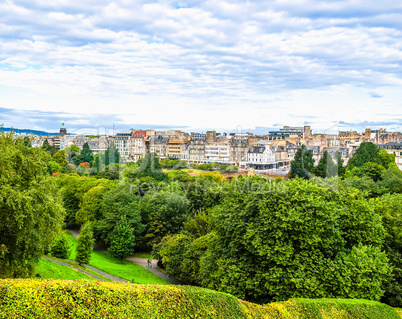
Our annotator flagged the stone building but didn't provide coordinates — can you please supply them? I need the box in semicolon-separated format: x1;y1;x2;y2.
148;135;169;159
188;133;206;164
247;144;276;169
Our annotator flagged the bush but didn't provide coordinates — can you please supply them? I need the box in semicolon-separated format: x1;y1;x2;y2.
51;235;70;259
0;280;399;319
76;223;94;265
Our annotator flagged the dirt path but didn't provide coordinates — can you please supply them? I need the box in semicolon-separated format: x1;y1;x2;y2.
69;229;184;285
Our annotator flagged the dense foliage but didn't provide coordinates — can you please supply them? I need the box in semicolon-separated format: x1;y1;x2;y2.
75;223;94;266
108;216;136;261
51;234;70;259
155;177;391;303
0;133;65;278
0;279;399;319
290;144;315;179
312;150;337;178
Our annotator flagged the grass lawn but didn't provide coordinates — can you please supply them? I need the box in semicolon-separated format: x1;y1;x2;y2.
35;258;95;281
65;232;169;285
166;168;204;175
180;168;204;174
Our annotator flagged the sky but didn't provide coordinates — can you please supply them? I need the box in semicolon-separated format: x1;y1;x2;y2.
0;0;402;135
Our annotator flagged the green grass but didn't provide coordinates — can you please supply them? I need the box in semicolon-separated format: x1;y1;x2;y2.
35;258;95;281
48;255;112;282
65;232;169;285
180;168;204;174
132;252;154;259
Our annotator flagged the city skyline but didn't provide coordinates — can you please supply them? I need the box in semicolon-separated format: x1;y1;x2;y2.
1;1;401;133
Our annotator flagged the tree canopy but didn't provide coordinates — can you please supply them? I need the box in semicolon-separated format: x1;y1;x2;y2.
290;145;315;179
313;150;337;178
155;177;391;303
0;133;65;278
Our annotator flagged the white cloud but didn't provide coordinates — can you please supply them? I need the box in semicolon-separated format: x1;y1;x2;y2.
0;0;401;132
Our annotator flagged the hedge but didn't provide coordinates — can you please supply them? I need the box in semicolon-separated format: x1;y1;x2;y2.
0;279;399;319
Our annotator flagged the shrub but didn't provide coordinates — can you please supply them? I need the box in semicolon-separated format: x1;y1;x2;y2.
51;235;70;259
75;223;94;266
0;280;399;319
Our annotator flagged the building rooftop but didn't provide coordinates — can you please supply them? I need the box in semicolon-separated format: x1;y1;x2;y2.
249;146;266;153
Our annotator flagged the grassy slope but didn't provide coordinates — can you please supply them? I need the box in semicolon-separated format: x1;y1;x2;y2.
66;232;169;285
35;258;95;281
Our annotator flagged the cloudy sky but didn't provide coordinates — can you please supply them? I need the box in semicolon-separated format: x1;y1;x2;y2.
0;0;401;134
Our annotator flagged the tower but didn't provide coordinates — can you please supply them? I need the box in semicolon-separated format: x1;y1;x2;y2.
60;123;67;136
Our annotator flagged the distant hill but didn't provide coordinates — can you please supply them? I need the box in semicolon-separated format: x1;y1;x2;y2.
0;127;67;136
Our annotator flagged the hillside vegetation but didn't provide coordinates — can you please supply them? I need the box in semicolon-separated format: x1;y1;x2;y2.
0;279;399;319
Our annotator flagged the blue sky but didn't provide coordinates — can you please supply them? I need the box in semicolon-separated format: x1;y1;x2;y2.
0;0;401;134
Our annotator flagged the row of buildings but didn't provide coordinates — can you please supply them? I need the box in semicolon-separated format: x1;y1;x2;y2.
23;124;402;170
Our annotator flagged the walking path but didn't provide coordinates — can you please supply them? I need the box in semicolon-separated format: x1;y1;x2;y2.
69;229;184;285
126;256;183;285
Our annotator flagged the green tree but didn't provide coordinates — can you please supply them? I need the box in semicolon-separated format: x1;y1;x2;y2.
313;150;337;178
92;153;103;171
360;162;386;182
95;185;144;247
334;150;345;177
65;144;80;163
290;145;315;179
373;194;402;307
41;139;58;156
48;160;63;174
73;153;85;166
55;175;87;224
81;142;94;166
108;217;135;262
347;142;380;169
378;164;402;194
378;150;396;169
75;223;94;266
0;133;65;278
52;150;68;167
141;189;191;249
200;179;390;302
105;142;120;166
98;164;120;180
75;182;114;226
156;177;391;303
51;234;70;259
23;136;31;147
129;153;166;181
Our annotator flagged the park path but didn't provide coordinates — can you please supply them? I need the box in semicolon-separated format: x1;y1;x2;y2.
69;229;184;285
41;256;106;282
125;256;183;285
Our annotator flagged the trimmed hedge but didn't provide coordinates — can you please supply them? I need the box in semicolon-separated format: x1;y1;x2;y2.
0;279;399;319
